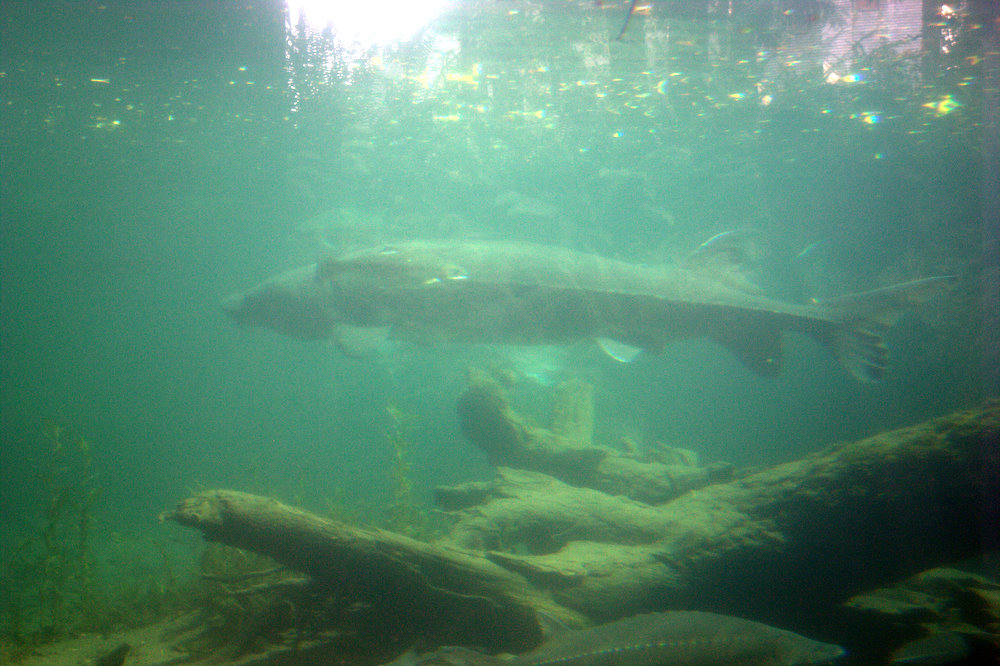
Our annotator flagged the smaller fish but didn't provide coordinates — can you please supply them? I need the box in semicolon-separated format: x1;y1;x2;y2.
384;610;845;665
890;631;970;664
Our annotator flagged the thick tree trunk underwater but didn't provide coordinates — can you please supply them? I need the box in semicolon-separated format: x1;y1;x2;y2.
448;375;998;622
162;390;998;655
160;489;577;653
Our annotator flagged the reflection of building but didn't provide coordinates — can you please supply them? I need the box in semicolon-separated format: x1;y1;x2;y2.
733;0;954;93
629;0;954;96
759;0;930;84
823;0;925;69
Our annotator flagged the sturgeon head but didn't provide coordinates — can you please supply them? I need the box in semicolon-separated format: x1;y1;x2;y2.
222;264;337;340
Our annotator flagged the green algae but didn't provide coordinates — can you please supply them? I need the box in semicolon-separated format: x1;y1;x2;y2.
384;400;428;538
0;423;194;660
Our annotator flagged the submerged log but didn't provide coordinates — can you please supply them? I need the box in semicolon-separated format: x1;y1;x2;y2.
456;369;732;504
163;400;998;652
440;467;676;552
443;399;1000;622
160;490;582;652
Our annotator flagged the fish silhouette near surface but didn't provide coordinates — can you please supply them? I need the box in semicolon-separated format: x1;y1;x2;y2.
384;610;846;665
223;238;953;381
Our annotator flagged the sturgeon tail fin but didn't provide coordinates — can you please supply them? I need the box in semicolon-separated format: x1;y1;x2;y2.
815;275;956;382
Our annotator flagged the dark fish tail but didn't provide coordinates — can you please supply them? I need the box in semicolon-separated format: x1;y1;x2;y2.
815;276;956;381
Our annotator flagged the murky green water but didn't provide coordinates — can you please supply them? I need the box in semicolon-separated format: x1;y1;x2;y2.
1;0;994;651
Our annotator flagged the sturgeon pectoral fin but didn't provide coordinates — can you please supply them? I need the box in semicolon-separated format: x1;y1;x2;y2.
333;325;390;357
596;338;644;363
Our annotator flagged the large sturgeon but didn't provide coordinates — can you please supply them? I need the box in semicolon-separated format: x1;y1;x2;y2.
223;238;952;381
383;610;845;664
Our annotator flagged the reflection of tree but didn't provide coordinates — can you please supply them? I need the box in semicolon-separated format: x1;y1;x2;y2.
273;0;987;262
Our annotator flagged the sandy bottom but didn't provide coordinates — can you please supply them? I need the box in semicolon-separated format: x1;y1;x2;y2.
12;612;390;665
13;615;192;665
13;613;288;666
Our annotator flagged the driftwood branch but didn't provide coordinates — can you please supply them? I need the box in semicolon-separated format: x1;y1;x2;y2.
160;490;583;652
441;398;999;622
456;370;734;504
162;396;998;653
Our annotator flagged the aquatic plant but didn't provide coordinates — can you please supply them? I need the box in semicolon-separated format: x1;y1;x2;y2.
170;542;328;661
0;422;101;647
0;423;197;657
321;486;364;525
383;400;428;538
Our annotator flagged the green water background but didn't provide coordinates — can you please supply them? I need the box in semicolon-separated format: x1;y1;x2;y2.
1;0;994;636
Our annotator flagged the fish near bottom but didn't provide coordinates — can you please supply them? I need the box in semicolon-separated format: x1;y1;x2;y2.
386;609;845;665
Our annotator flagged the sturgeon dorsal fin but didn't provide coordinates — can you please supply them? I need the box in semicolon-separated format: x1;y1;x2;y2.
683;230;765;294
